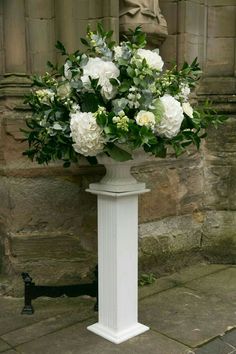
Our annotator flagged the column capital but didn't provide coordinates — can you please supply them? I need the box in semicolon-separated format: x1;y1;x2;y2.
86;188;150;198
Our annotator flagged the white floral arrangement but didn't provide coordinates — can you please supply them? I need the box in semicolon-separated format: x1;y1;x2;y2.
23;24;225;166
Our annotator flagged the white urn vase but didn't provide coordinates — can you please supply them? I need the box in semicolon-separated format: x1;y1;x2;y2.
86;150;150;344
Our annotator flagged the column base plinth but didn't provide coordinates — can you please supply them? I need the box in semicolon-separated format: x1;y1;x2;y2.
87;322;149;344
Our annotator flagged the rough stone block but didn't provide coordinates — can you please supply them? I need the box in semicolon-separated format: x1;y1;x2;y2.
25;0;54;19
102;17;119;41
201;211;236;259
160;1;177;35
205;37;235;76
76;0;89;20
197;77;236;95
134;154;203;223
30;51;55;74
178;1;206;36
89;0;103;19
139;214;202;255
203;166;231;209
208;5;236;37
177;33;205;66
160;35;177;64
208;0;236;4
28;19;55;53
103;0;119;18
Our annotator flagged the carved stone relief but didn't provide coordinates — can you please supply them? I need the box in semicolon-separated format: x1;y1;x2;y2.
119;0;168;47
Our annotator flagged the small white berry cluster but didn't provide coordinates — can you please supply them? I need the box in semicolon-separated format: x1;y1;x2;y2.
112;110;129;131
127;87;141;109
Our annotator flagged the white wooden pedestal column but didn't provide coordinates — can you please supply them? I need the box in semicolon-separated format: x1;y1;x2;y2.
86;157;150;344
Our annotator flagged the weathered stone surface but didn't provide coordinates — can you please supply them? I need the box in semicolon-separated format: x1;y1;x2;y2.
206;37;235;76
0;296;95;336
208;5;235;37
0;338;11;352
139;263;228;300
0;264;236;353
222;329;236;347
133;152;203;224
139;214;202;256
1;308;95;347
201;211;236;262
140;287;236;347
186;267;236;302
167;263;228;285
25;0;54;19
15;321;191;354
195;338;235;354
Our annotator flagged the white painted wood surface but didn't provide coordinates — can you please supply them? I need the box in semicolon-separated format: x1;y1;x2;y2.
86;157;149;344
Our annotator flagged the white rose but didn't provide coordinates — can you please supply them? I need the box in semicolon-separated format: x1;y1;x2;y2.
64;61;72;80
154;94;184;138
182;102;193;118
135;111;155;129
57;82;71;99
136;48;164;71
81;57;120;100
70;111;105;157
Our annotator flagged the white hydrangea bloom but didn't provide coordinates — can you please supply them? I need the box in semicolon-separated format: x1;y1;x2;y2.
179;83;190;102
81;57;120;100
136;48;164;71
113;46;123;61
135;111;156;129
154;94;184;138
182;102;193;118
70;111;105;156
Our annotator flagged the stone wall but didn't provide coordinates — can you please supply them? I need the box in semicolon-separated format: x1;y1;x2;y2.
158;0;236;265
0;0;119;291
0;0;235;294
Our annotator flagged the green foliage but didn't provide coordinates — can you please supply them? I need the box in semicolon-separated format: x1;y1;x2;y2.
21;23;228;167
105;144;132;162
138;273;157;287
55;41;68;56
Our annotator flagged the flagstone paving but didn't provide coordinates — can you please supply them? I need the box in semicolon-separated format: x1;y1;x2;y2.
0;263;235;353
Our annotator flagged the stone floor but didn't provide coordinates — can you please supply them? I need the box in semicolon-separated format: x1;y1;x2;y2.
0;263;236;354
